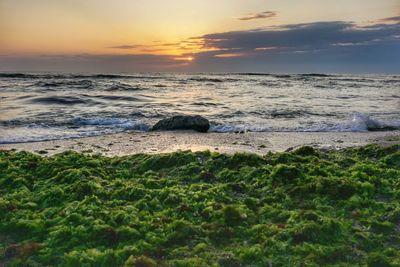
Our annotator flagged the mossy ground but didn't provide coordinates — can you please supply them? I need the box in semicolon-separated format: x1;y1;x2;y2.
0;145;399;266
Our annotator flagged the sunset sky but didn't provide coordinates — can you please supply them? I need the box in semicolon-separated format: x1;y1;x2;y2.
0;0;399;73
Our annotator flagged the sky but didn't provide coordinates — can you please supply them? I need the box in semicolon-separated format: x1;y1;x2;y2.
0;0;399;73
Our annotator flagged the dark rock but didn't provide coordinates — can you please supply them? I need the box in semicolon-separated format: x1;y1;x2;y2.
151;115;210;133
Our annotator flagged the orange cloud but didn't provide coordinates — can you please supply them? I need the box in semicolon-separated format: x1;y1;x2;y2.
214;53;245;58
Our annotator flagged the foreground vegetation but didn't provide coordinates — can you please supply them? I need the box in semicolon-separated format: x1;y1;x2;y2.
0;145;399;266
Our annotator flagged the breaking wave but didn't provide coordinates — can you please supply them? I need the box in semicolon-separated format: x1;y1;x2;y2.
210;113;400;133
72;117;149;131
0;117;149;144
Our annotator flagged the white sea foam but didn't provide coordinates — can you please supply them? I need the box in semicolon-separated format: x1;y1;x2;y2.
210;113;400;133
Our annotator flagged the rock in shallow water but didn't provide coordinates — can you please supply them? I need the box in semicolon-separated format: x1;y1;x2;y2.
151;115;210;133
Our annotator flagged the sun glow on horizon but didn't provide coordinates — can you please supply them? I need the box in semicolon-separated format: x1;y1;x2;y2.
173;56;195;62
0;0;398;72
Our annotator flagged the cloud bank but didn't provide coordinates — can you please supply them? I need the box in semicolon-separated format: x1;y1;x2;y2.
201;21;399;52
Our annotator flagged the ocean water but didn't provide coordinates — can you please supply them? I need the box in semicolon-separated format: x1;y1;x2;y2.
0;72;399;144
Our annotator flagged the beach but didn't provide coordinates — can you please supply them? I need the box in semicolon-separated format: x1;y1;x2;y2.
1;130;399;156
1;72;399;266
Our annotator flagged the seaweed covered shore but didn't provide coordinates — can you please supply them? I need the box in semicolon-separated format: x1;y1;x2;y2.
1;145;399;266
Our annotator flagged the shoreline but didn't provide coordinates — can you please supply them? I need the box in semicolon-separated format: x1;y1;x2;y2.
1;130;399;156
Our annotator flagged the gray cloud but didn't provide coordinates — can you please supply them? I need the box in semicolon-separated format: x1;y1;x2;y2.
185;20;400;73
202;21;400;53
380;16;400;22
238;11;276;21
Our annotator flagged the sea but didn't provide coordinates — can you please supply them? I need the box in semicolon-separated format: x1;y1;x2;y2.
0;72;399;144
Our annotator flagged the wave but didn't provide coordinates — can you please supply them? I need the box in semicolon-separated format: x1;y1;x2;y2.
189;77;224;83
269;110;330;118
74;74;165;80
234;73;334;78
259;81;287;87
232;73;272;76
0;117;149;144
33;80;146;92
28;96;99;106
90;95;144;102
0;73;38;79
234;73;296;78
0;73;72;79
210;113;400;133
222;109;333;119
299;73;333;78
273;74;292;79
33;79;94;89
106;82;144;91
73;117;149;130
381;79;400;84
73;74;162;79
234;73;280;77
191;102;218;107
210;124;268;133
0;72;163;80
28;93;152;105
79;74;131;79
188;77;241;83
306;113;400;132
89;94;153;102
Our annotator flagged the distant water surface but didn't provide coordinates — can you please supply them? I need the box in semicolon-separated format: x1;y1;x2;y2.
0;72;399;143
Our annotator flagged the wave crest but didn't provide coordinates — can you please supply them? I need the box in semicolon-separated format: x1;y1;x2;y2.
210;113;400;133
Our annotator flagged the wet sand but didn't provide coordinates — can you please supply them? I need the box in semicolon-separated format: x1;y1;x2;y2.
1;130;399;156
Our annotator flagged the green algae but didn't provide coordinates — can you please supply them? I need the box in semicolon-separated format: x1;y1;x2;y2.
0;144;399;266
